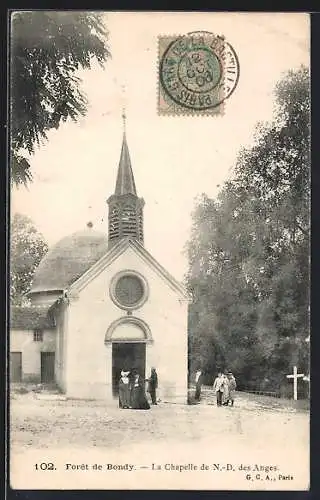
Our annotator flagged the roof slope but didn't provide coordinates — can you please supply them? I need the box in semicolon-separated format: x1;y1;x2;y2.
10;306;56;329
29;228;109;294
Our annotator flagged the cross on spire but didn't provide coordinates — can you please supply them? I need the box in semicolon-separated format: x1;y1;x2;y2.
121;83;127;134
122;107;126;135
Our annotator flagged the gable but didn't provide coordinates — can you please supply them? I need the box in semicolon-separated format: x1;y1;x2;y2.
67;238;188;300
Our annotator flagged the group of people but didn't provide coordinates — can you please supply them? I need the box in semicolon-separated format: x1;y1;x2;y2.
118;367;158;410
119;366;236;409
195;369;237;407
213;371;237;407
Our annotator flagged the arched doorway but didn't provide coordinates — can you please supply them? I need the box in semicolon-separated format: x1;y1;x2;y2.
105;317;152;397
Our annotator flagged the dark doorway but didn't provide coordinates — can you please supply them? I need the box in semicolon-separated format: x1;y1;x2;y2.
10;352;22;382
41;352;55;383
112;343;146;396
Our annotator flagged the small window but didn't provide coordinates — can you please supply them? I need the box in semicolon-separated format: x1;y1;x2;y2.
33;329;43;342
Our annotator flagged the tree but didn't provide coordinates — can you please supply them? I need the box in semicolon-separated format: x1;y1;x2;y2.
10;11;110;186
10;213;48;305
186;66;310;394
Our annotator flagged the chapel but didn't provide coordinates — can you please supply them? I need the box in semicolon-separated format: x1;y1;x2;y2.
10;122;189;403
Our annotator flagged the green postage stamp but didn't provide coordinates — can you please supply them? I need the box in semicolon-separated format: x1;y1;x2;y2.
158;31;240;116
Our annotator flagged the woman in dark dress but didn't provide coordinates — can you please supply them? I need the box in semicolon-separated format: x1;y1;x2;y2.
130;370;150;410
119;370;131;409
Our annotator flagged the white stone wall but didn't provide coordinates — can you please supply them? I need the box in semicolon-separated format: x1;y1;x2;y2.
10;329;56;382
54;304;68;391
64;246;188;403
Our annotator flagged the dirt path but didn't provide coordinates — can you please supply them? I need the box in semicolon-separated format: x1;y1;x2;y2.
9;392;309;490
10;391;308;450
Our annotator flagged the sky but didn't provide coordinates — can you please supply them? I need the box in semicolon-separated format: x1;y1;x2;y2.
11;12;310;282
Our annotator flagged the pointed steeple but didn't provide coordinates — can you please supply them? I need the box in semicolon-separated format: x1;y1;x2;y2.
115;134;137;195
114;110;137;196
107;111;145;248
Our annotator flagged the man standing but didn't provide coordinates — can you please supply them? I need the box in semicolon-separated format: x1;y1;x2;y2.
227;372;237;407
194;368;203;402
222;372;230;406
213;371;225;407
147;367;158;405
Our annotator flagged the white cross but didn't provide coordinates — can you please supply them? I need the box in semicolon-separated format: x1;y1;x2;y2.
286;366;304;401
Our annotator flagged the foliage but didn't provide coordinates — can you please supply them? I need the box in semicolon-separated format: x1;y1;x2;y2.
10;11;110;186
186;67;310;395
10;213;48;305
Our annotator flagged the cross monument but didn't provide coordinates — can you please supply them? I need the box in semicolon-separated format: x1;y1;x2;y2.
286;366;304;401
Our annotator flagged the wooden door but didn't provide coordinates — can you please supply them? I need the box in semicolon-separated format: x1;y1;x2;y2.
41;352;55;383
10;352;22;382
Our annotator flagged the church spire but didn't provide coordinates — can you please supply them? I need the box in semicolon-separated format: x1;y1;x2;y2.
107;111;145;248
114;109;137;196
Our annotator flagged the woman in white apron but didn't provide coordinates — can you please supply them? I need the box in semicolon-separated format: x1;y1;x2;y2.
119;370;131;409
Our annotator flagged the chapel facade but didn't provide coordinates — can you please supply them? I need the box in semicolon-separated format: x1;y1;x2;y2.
10;125;189;403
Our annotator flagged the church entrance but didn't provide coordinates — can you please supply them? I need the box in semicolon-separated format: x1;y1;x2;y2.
112;343;146;397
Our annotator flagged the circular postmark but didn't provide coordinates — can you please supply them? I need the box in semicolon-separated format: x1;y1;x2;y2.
159;31;239;111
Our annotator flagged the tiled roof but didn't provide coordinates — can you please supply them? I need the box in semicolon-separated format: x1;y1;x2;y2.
10;305;56;330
